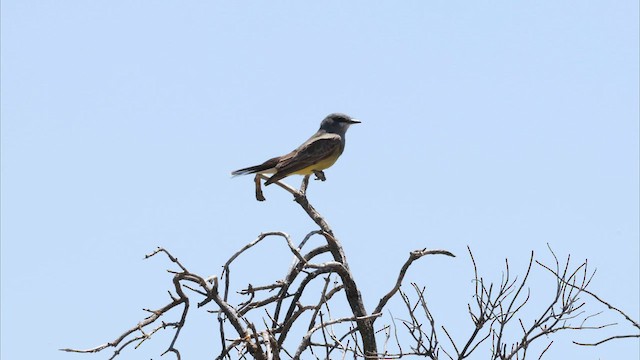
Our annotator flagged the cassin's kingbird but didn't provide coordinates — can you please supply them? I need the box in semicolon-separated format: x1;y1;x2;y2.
231;113;360;185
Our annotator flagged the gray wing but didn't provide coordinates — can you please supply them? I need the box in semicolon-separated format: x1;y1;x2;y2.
264;134;342;185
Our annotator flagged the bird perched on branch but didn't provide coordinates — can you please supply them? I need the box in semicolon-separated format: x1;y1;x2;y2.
232;113;360;186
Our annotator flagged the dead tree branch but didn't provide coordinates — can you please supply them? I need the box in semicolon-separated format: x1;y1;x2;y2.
536;245;640;347
62;177;638;359
374;249;456;315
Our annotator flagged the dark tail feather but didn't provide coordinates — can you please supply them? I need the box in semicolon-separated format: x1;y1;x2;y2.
231;164;264;176
231;157;280;176
263;172;287;185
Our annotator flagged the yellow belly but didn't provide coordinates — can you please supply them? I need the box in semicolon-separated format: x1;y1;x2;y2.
291;154;340;175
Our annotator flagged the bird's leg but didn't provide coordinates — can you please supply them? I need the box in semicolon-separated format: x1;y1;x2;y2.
254;174;266;201
312;170;326;181
300;175;311;196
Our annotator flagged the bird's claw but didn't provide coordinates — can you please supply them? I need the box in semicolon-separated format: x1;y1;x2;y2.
313;170;326;181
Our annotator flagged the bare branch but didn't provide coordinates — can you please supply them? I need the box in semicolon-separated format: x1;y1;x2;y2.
573;334;640;346
292;314;382;360
62;179;638;360
374;249;455;315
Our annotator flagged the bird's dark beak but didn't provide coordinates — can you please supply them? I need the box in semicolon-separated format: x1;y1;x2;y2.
347;119;361;124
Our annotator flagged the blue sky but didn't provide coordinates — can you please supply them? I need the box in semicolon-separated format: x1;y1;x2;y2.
2;1;638;359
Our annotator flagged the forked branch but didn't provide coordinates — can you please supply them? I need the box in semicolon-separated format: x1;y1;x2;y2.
61;178;637;359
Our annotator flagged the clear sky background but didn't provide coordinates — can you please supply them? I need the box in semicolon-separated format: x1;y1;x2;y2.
2;1;638;359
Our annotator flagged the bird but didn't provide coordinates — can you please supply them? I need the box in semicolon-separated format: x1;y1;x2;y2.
231;113;361;186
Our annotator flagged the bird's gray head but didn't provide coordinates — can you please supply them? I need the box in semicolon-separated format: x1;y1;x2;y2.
319;113;361;135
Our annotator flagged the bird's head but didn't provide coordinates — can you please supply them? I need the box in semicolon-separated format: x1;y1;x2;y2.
319;113;361;134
